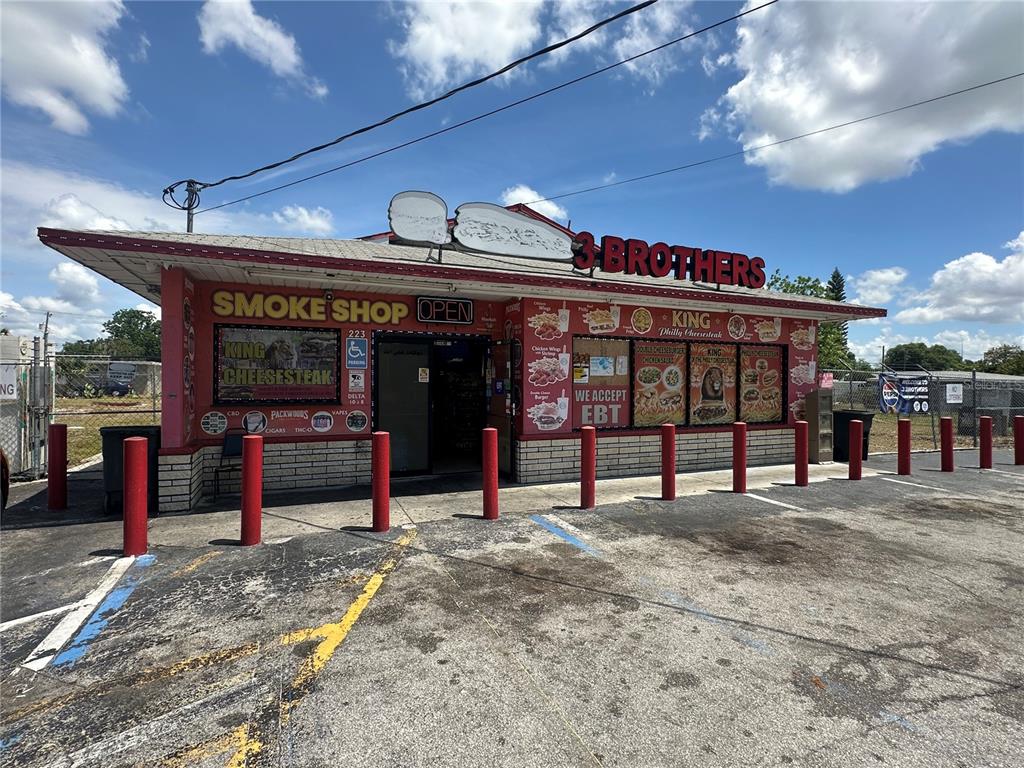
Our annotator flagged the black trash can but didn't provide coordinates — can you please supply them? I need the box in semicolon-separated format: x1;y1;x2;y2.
833;411;875;462
100;425;161;516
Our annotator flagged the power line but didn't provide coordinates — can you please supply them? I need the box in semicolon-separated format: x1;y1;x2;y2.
194;0;779;216
164;0;660;218
525;72;1024;205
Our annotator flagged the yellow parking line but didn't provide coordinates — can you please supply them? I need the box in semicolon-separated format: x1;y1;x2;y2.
171;551;223;578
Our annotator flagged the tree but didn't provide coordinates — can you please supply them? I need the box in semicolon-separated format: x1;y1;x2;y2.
883;342;965;371
102;308;161;360
825;268;849;349
769;269;853;368
979;344;1024;375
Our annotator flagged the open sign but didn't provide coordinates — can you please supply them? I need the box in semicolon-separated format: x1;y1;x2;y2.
416;297;473;325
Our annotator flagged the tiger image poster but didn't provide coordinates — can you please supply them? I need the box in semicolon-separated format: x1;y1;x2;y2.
689;344;737;425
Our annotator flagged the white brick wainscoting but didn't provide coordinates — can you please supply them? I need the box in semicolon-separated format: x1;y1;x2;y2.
515;428;794;484
158;440;371;512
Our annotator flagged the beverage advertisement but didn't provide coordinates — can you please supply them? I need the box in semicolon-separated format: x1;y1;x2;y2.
633;342;687;427
214;325;340;404
689;343;737;425
738;346;784;423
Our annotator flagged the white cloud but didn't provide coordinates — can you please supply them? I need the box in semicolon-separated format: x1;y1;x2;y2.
48;263;102;306
0;161;340;339
610;0;693;90
131;33;151;64
135;302;161;320
705;2;1024;191
198;0;327;99
850;266;908;306
894;234;1024;324
0;1;129;134
388;0;697;100
500;184;568;222
932;329;1024;361
271;205;334;235
388;1;544;100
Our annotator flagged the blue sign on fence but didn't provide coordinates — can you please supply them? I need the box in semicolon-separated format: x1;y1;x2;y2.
878;374;929;414
346;336;367;370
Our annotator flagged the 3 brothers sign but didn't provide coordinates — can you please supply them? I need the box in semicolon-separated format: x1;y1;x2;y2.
571;232;767;289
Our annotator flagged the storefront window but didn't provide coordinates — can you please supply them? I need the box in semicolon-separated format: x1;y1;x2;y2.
632;342;687;427
689;343;737;425
738;346;785;423
572;337;630;428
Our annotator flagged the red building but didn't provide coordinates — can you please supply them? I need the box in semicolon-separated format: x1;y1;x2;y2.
39;204;884;512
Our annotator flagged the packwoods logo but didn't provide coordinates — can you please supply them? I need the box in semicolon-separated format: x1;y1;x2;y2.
571;232;766;289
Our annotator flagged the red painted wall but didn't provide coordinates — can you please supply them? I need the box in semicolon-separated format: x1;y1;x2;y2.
182;281;505;444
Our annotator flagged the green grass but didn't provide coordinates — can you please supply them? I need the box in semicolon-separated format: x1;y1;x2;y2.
52;396;160;467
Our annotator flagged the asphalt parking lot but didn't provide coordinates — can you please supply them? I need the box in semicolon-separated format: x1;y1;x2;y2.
1;449;1022;767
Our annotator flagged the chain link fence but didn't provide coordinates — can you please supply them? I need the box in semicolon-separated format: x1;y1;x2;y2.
0;352;161;479
52;356;161;469
823;368;1024;453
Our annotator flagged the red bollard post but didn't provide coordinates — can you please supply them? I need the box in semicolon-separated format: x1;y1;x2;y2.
47;423;68;510
979;416;993;470
581;426;596;510
732;422;747;493
1015;415;1024;466
240;435;263;546
661;423;676;501
123;437;148;556
482;427;499;520
848;420;863;480
898;418;912;476
372;431;390;532
940;416;954;472
794;420;808;487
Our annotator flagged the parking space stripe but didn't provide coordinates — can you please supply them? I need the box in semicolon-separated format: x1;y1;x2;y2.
744;493;804;511
530;515;603;557
0;602;84;633
18;555;138;672
52;555;157;668
879;477;947;492
978;467;1024;479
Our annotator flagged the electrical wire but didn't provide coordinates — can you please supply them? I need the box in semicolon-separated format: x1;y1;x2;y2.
193;0;779;216
163;0;660;212
525;72;1024;205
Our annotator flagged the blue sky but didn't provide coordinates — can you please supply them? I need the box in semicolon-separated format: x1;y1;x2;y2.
1;0;1022;362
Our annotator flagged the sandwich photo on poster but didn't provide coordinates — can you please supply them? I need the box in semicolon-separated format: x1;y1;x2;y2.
689;343;737;425
633;342;686;427
738;346;784;423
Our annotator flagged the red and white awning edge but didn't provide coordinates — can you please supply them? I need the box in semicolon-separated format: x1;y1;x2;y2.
37;228;887;323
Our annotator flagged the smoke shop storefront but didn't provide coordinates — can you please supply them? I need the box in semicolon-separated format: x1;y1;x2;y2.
38;208;884;512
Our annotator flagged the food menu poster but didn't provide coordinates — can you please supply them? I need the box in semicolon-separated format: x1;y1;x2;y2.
215;324;340;404
738;346;784;423
633;342;686;427
689;343;737;425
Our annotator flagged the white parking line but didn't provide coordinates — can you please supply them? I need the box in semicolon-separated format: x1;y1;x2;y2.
0;602;84;633
18;556;135;673
543;514;589;538
744;493;804;511
979;467;1024;479
879;477;947;492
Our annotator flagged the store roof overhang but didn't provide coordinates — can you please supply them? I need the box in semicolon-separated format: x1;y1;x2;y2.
37;228;887;323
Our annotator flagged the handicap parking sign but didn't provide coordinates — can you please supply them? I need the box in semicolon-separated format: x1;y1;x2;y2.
346;337;367;369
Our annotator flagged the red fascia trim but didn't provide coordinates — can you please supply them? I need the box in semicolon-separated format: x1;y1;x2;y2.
517;423;795;442
37;228;886;318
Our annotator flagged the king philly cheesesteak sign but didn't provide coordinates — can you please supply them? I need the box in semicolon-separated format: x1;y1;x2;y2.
388;191;766;287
